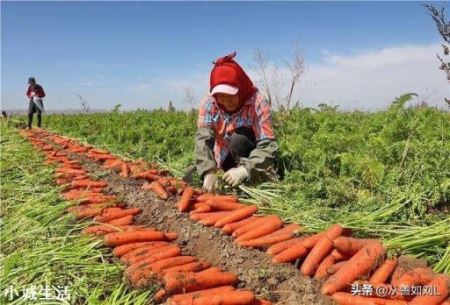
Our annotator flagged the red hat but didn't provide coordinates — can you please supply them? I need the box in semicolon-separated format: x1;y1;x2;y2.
210;52;257;109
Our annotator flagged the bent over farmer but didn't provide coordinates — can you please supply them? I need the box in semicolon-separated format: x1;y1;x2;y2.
26;77;45;129
195;52;279;193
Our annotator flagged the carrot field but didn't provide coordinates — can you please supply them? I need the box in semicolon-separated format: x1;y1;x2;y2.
1;94;449;305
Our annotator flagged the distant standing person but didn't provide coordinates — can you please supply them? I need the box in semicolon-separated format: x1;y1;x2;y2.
26;77;45;128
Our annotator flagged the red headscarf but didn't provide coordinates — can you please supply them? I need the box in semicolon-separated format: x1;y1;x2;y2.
210;52;257;111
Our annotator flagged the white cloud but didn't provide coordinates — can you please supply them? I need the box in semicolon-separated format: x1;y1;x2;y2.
300;44;450;110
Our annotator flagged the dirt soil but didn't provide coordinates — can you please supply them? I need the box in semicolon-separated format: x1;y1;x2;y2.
68;153;335;305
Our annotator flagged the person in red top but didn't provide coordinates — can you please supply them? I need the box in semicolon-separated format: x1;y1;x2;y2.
26;77;45;128
195;52;279;192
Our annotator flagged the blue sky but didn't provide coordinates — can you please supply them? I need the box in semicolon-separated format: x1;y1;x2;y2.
1;1;449;111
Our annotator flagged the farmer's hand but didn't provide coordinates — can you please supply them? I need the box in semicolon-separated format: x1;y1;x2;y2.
30;92;36;97
203;171;219;193
223;166;249;187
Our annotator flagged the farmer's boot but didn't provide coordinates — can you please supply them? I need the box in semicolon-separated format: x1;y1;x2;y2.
37;112;42;128
27;113;33;129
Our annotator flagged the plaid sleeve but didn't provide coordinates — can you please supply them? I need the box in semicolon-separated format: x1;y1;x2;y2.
254;97;275;141
197;97;217;129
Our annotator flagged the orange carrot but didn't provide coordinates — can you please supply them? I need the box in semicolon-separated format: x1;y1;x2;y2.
134;171;160;181
232;216;272;238
222;217;258;235
272;241;309;263
103;160;123;170
104;230;170;247
82;225;143;236
331;292;408;305
67;205;103;219
198;212;232;226
168;286;236;304
301;224;345;276
314;254;336;279
168;290;254;305
142;181;169;200
238;232;295;248
408;275;449;305
370;258;398;285
214;205;258;228
106;215;134;226
326;261;347;276
303;232;325;249
119;163;129;178
266;237;303;256
190;211;230;221
113;242;168;257
149;256;197;273
396;267;434;288
163;271;239;294
71;179;108;188
164;232;178;241
94;208;141;223
120;244;172;264
330;249;350;262
196;194;238;202
205;199;244;211
176;187;194;212
162;261;211;274
128;245;182;269
191;203;212;213
333;237;375;255
235;216;284;242
321;241;385;295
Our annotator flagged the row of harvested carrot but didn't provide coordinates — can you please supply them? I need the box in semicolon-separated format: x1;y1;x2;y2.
20;129;273;305
22;129;450;305
174;190;450;305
